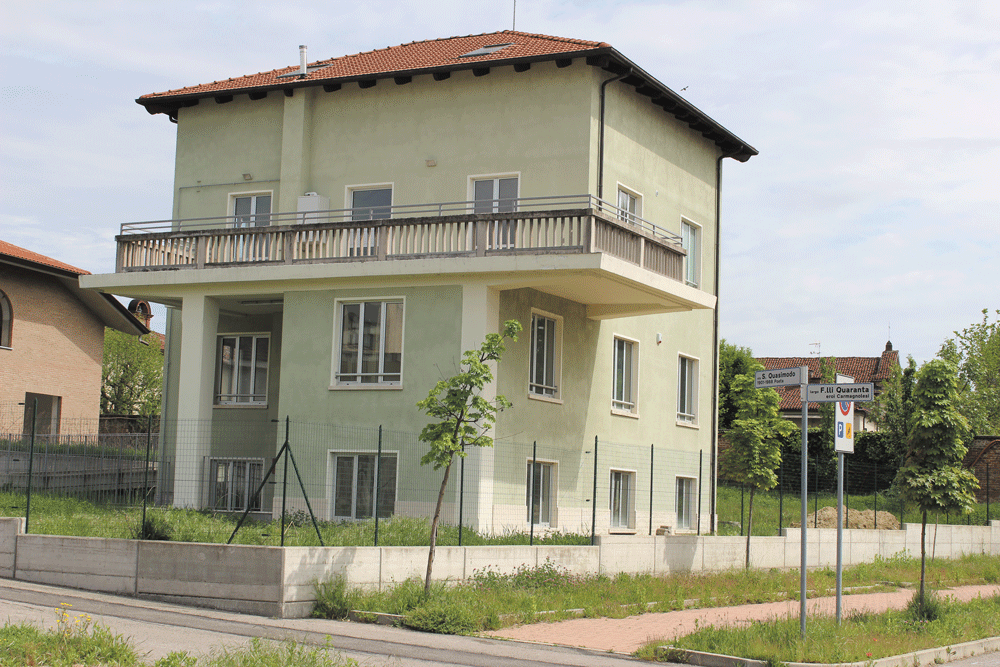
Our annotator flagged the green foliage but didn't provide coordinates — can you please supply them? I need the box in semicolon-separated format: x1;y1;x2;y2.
938;308;1000;436
0;611;139;666
201;637;358;666
906;588;945;621
869;356;918;470
416;320;523;470
101;327;163;416
131;513;173;541
896;359;978;517
721;372;794;491
718;340;757;431
403;600;478;634
311;575;363;619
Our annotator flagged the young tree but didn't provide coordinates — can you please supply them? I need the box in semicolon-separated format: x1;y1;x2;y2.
416;320;522;594
721;369;795;568
938;308;1000;436
101;328;163;416
718;339;757;431
866;355;918;481
895;359;978;616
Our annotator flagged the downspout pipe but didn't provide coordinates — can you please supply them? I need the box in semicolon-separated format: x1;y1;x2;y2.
710;153;725;535
598;69;631;201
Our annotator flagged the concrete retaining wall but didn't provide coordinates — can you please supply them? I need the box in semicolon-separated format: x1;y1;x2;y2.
0;520;996;618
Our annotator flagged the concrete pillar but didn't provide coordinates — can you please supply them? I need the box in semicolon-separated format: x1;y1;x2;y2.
278;90;311;213
458;283;500;534
172;295;219;507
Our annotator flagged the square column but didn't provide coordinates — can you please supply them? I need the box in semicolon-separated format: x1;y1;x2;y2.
172;295;219;507
457;283;500;534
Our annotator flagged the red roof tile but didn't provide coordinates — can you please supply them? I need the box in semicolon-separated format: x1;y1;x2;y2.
756;346;901;412
140;31;609;101
0;240;89;276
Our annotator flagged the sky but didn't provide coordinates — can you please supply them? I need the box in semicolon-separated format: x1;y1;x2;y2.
2;1;997;364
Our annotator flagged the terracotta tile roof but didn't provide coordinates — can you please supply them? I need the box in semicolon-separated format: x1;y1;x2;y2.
140;31;609;101
0;239;89;276
756;345;901;412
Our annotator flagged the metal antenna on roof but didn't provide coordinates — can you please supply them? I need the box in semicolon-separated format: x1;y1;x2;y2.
809;341;821;357
512;0;516;30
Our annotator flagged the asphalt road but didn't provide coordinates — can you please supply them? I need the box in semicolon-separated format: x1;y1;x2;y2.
0;578;649;666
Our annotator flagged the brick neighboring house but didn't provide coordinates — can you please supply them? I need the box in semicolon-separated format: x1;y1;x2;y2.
756;342;901;431
0;240;148;435
964;437;999;503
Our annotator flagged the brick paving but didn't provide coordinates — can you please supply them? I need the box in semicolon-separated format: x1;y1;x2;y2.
484;584;1000;655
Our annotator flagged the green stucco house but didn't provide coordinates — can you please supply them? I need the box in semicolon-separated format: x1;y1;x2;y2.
84;31;756;536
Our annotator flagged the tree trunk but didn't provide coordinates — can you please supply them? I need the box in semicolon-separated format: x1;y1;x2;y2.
919;509;927;615
424;456;454;595
745;487;755;569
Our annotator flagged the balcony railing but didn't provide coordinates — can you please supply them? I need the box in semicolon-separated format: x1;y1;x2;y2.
115;195;687;282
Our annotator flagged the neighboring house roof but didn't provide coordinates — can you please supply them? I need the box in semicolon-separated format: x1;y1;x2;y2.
0;240;148;336
757;342;901;413
137;30;757;162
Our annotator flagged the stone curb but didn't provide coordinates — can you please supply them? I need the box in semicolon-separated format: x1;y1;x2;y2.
657;636;1000;667
347;610;404;626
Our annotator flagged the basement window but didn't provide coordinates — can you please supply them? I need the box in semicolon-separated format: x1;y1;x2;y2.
459;43;513;58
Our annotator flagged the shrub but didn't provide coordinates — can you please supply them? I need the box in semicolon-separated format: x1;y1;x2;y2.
906;589;946;621
402;600;477;634
132;514;172;541
312;576;360;619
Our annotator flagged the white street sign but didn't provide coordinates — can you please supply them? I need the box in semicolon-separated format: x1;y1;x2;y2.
835;374;855;455
807;382;874;403
755;366;806;388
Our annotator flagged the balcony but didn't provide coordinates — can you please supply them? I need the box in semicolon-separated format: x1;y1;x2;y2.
116;195;687;284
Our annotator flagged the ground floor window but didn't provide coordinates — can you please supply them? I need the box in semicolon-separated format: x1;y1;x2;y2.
526;460;555;525
210;458;264;512
333;453;397;520
610;469;635;529
676;476;696;530
23;393;60;436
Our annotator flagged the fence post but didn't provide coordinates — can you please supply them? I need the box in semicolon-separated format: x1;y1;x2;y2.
375;426;383;547
986;460;990;525
530;441;537;547
141;417;152;535
697;449;703;536
779;455;784;534
591;436;598;546
845;458;849;515
25;398;37;535
281;416;289;547
457;440;464;547
649;444;654;536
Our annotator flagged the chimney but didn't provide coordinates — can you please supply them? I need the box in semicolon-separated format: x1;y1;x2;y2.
299;45;308;78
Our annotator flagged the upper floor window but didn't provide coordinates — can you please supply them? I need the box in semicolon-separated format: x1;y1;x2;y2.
473;176;518;214
677;354;699;425
612;336;638;414
350;186;392;221
681;220;700;288
232;193;271;227
335;300;403;386
0;290;11;348
617;186;641;225
215;334;269;405
529;311;561;400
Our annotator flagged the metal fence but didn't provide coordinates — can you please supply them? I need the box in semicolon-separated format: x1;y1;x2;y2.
4;413;710;543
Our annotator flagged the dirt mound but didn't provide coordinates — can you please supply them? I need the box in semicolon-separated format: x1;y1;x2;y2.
790;505;900;530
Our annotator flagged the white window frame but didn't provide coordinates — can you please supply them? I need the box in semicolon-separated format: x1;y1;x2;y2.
616;183;643;226
209;457;265;512
610;468;636;531
675;476;697;531
528;309;562;402
612;335;639;416
677;353;699;426
332;298;405;388
681;218;701;288
526;458;557;527
228;191;273;228
214;333;270;406
329;451;398;521
345;183;394;221
468;172;520;212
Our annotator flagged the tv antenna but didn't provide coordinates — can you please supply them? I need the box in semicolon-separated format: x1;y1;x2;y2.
512;0;516;30
809;342;821;357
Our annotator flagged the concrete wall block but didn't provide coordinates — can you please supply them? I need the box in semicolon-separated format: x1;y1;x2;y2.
16;535;137;594
596;536;654;574
381;546;462;585
282;546;382;594
464;546;536;579
657;535;702;574
137;541;282;603
0;517;23;577
534;545;600;577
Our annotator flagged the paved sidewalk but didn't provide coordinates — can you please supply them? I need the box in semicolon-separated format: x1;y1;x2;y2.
485;584;1000;654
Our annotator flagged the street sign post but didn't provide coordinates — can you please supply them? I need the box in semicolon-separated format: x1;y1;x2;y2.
806;382;874;403
833;374;854;626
